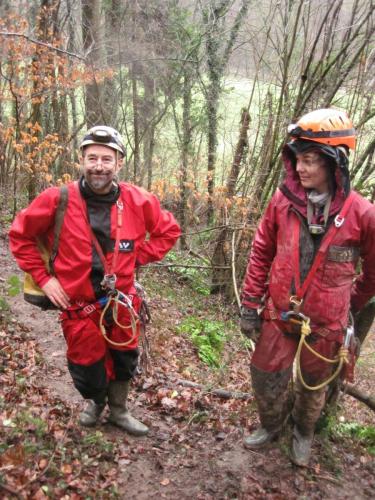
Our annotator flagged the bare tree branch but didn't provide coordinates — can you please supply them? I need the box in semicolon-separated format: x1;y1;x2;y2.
0;31;86;60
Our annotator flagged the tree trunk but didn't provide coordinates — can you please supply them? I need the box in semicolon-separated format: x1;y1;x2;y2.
210;109;250;295
131;62;141;184
179;71;194;249
82;0;106;126
206;82;219;225
203;0;251;225
28;0;57;201
142;75;157;190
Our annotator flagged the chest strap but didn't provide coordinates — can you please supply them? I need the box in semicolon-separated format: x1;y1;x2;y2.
291;191;355;312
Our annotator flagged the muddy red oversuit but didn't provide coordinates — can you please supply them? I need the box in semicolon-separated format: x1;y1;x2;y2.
9;179;181;401
241;144;375;454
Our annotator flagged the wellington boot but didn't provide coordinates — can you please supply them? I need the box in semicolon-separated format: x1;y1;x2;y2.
79;401;106;427
290;426;313;467
291;377;326;467
108;380;149;436
243;427;279;449
246;366;292;450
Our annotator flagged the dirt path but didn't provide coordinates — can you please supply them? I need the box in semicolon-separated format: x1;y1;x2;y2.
1;234;374;499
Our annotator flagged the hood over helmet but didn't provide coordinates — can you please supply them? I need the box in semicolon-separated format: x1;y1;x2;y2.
281;108;356;215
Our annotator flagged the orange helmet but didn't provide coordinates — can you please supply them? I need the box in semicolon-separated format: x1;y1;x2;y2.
288;108;356;150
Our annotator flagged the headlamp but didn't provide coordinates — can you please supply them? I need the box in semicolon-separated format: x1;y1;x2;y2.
90;129;113;143
80;125;126;156
288;124;303;137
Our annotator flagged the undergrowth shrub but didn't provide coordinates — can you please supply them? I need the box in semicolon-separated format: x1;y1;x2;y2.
177;316;228;367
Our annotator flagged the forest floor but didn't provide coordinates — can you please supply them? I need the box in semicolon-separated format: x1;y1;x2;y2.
0;227;374;500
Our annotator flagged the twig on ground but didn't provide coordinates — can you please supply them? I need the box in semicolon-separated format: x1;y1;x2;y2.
175;378;252;400
174;378;375;410
342;383;375;411
148;263;231;270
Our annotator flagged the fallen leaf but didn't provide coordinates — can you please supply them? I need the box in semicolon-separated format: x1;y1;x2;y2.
54;429;65;440
160;478;170;486
31;490;47;499
0;444;25;466
38;458;48;470
161;397;177;410
61;463;72;474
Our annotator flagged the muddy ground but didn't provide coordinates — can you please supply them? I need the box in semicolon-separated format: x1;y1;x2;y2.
1;233;374;499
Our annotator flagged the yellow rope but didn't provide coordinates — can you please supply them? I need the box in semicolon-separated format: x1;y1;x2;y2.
99;293;139;347
295;318;349;391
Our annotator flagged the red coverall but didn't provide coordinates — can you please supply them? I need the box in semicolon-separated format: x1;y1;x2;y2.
9;180;181;400
241;147;375;435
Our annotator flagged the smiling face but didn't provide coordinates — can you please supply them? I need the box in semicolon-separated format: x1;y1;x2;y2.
295;150;330;193
80;144;123;194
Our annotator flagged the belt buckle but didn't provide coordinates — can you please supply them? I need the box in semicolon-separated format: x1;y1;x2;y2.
101;273;117;292
83;303;96;315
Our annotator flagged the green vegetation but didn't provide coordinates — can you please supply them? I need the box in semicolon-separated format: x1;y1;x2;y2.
333;422;375;455
7;275;21;297
0;275;21;317
319;414;375;456
165;251;211;296
1;405;120;496
177;316;229;367
0;309;121;498
82;430;114;454
0;295;10;314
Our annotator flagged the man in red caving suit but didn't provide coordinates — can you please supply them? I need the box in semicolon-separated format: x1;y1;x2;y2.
10;126;181;435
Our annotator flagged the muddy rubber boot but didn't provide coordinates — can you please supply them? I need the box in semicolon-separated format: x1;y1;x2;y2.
79;400;106;427
243;427;280;449
244;366;292;449
290;426;313;467
108;380;149;436
291;377;326;467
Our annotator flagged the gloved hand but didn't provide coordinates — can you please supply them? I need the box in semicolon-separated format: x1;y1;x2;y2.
240;306;262;343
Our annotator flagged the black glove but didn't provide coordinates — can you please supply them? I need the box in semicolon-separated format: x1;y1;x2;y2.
240;306;262;343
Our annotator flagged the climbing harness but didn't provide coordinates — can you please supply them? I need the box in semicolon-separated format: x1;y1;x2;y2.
283;192;355;389
75;185;141;347
290;191;355;314
281;310;350;391
99;290;140;347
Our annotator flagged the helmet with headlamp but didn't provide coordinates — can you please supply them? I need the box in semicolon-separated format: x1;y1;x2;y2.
287;108;356;151
80;126;126;156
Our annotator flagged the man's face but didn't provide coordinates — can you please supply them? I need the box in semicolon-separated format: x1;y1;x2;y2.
80;144;122;194
296;151;329;194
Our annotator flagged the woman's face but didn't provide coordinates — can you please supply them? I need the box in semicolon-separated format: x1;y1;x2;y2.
296;151;329;193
